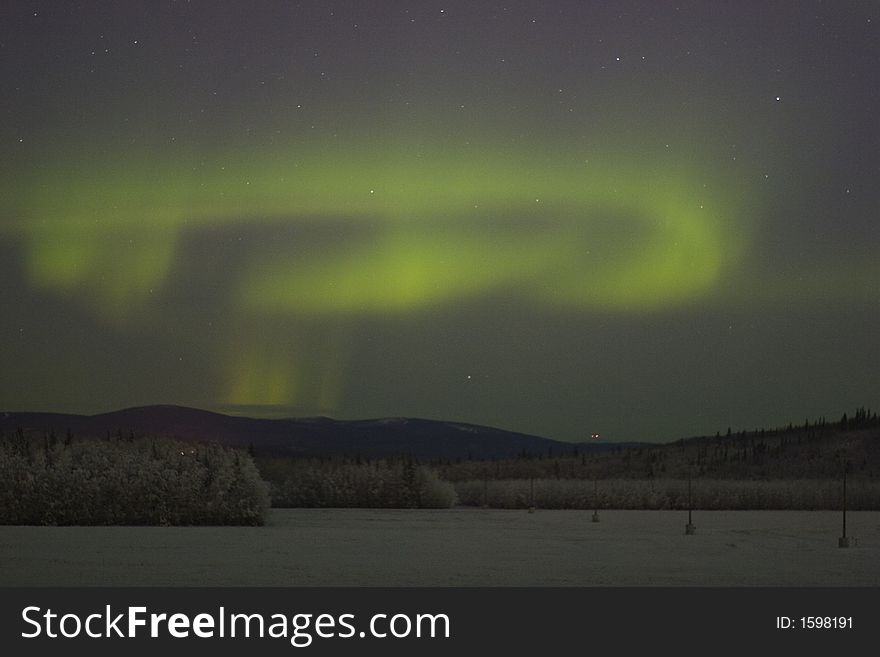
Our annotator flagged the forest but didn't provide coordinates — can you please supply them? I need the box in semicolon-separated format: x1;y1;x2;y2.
1;408;877;521
0;430;269;525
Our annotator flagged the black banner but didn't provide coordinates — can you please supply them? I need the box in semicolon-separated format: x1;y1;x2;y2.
0;588;874;655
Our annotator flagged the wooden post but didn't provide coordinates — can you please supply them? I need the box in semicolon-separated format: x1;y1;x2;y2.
685;472;696;535
839;461;856;547
591;479;600;522
688;476;692;525
528;477;535;513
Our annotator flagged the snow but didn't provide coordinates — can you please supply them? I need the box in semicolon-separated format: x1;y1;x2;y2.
0;509;877;586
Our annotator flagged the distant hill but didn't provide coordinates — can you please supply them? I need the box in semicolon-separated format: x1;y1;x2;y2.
439;411;880;482
0;405;638;461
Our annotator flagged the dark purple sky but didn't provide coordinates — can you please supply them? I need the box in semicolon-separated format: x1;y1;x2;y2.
1;1;877;441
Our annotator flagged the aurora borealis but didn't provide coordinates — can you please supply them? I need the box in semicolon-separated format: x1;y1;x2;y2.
1;1;877;441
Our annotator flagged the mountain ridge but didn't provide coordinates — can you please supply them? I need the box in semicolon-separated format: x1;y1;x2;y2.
0;405;638;460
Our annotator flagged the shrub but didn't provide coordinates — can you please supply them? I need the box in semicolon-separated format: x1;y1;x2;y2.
268;460;457;508
453;478;880;510
0;436;270;525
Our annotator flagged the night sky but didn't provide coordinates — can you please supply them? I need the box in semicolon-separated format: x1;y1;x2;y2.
1;1;877;442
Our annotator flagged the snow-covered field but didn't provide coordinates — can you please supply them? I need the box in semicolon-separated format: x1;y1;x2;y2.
1;509;877;586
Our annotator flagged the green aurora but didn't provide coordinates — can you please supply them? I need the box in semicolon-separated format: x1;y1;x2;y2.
2;1;877;440
11;139;742;313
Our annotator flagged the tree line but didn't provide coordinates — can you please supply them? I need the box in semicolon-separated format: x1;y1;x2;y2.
257;455;457;508
438;408;880;482
0;431;269;525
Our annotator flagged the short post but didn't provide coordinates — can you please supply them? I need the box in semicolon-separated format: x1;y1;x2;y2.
684;473;696;535
839;462;856;547
482;473;489;509
591;479;600;522
528;476;535;513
